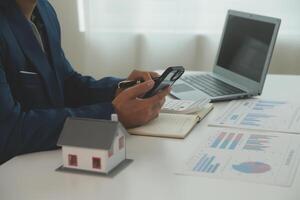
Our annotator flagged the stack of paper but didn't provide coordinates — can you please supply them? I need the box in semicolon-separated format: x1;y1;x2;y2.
176;99;300;187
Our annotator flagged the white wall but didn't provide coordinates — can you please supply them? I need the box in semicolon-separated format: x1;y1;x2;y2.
62;146;109;173
49;0;300;78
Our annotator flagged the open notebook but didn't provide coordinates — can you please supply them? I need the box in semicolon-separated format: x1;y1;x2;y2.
128;103;213;139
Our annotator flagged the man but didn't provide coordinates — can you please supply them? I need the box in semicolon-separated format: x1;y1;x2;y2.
0;0;170;164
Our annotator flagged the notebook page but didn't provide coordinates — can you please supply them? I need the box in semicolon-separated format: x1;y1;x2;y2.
128;113;198;139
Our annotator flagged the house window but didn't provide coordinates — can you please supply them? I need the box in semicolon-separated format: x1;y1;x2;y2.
108;148;114;158
92;157;101;169
68;154;78;166
119;136;125;150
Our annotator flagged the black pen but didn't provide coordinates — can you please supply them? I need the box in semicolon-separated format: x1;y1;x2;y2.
118;77;159;89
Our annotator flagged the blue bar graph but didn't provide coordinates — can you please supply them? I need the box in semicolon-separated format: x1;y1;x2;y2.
243;134;276;151
254;103;277;109
197;157;210;171
230;115;239;120
193;154;207;171
211;132;243;150
201;156;215;172
243;145;269;151
239;100;287;126
220;133;235;149
229;134;243;150
257;100;286;105
193;155;220;174
211;164;220;173
249;134;275;140
207;165;214;173
210;132;226;148
252;100;286;111
241;113;275;127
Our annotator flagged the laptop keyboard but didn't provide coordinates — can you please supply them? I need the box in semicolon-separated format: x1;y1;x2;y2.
181;74;246;97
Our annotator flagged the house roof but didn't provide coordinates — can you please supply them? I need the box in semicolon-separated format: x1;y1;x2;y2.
57;117;127;150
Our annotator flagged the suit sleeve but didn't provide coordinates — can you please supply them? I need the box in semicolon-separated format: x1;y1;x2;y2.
63;55;123;107
44;0;123;107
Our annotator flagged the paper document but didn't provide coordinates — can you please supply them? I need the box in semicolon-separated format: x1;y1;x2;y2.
176;128;300;187
209;99;300;134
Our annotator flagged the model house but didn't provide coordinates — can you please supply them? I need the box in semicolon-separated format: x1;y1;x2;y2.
57;117;126;174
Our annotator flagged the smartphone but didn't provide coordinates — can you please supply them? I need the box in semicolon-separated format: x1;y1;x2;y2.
143;66;185;98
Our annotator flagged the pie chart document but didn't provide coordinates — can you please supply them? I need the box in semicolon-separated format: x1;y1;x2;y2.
176;128;300;187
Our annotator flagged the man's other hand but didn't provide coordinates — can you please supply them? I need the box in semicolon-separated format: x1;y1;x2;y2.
115;70;160;97
112;80;170;128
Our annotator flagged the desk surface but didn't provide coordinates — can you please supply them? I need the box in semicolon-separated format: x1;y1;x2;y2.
1;74;300;200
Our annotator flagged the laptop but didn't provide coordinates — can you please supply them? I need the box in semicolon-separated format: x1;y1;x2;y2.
171;10;281;102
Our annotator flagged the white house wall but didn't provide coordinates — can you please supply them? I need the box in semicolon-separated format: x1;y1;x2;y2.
62;146;109;173
107;132;126;172
107;148;125;173
107;141;126;171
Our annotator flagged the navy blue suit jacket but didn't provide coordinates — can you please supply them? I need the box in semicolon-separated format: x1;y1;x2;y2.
0;0;121;164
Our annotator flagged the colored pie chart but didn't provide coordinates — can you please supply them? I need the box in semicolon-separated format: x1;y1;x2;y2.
232;161;271;174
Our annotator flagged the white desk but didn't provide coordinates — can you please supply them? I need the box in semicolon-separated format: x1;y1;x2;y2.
1;74;300;200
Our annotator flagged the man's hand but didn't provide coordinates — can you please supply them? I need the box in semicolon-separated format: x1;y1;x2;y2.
112;80;170;128
115;70;160;97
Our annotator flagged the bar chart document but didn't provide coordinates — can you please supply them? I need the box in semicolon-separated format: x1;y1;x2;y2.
176;129;300;186
209;99;300;134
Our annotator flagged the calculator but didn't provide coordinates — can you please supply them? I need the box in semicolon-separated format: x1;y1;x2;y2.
162;96;211;114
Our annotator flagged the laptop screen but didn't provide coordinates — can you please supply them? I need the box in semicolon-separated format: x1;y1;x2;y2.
216;15;275;82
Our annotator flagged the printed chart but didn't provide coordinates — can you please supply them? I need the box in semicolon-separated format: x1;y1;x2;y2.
192;154;220;173
177;129;300;186
209;99;300;134
232;162;271;174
